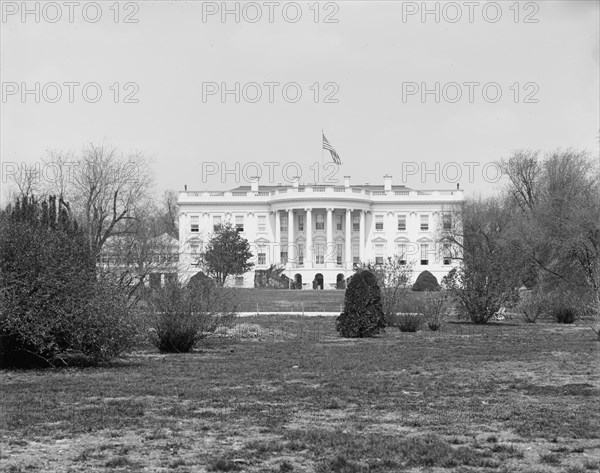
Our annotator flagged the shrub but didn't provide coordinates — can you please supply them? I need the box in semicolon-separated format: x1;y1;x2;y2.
147;279;236;352
396;312;424;332
336;270;385;338
356;257;413;322
517;290;547;323
553;307;576;324
565;290;600;340
0;195;138;367
412;271;441;292
422;292;453;330
443;267;519;324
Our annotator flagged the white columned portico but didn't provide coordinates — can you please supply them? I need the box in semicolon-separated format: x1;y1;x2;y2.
359;210;366;263
305;209;313;269
326;208;334;269
287;209;294;269
345;208;352;269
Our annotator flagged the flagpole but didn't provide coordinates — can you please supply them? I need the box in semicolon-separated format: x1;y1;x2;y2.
321;129;324;169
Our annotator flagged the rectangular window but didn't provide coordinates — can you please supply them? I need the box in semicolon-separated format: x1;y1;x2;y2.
352;242;360;264
280;250;288;264
315;243;324;264
235;215;244;233
420;215;429;231
443;213;452;231
258;249;266;265
397;243;407;265
316;214;325;230
235;276;244;286
298;244;304;265
353;215;360;232
397;215;406;231
375;244;385;265
336;244;343;265
280;214;288;232
421;243;429;265
443;243;452;265
336;215;343;231
213;215;222;232
257;215;266;233
298;215;304;231
190;216;199;233
190;243;200;266
375;215;384;231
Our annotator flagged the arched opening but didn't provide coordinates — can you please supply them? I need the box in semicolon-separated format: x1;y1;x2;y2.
336;273;346;290
294;273;302;290
313;273;324;290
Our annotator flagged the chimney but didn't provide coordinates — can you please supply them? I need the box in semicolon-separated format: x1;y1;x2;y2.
344;176;350;188
384;174;392;191
250;177;259;192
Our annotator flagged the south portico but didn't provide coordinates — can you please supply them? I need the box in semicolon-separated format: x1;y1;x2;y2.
266;204;370;289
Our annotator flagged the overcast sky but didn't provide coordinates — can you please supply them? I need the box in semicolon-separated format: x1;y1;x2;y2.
1;0;599;203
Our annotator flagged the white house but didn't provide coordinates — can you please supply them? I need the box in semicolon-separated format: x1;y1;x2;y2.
178;175;464;289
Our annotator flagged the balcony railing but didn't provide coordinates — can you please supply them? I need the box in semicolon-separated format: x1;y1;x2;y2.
178;187;463;200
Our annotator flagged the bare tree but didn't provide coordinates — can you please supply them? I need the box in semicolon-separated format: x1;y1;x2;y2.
160;189;179;239
442;196;523;323
503;149;600;337
42;150;78;199
4;162;41;199
500;149;543;212
42;143;153;257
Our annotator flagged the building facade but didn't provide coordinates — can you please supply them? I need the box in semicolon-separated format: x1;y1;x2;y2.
178;175;464;289
100;232;179;288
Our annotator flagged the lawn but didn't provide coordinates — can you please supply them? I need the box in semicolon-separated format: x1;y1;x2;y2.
232;289;431;313
233;289;346;312
1;316;599;473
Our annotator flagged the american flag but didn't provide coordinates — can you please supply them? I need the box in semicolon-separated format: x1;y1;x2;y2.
322;133;341;165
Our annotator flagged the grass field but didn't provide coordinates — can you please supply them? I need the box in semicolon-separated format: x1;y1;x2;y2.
1;316;599;473
233;289;346;312
232;289;431;313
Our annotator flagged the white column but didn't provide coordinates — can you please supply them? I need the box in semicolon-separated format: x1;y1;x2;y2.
387;211;395;259
326;208;333;268
287;209;294;269
275;210;281;264
202;212;210;235
359;210;366;263
305;208;313;269
178;211;187;273
246;212;254;241
345;209;352;269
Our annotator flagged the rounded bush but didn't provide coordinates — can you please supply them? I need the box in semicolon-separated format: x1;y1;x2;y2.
336;270;385;338
412;271;441;292
553;307;576;324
